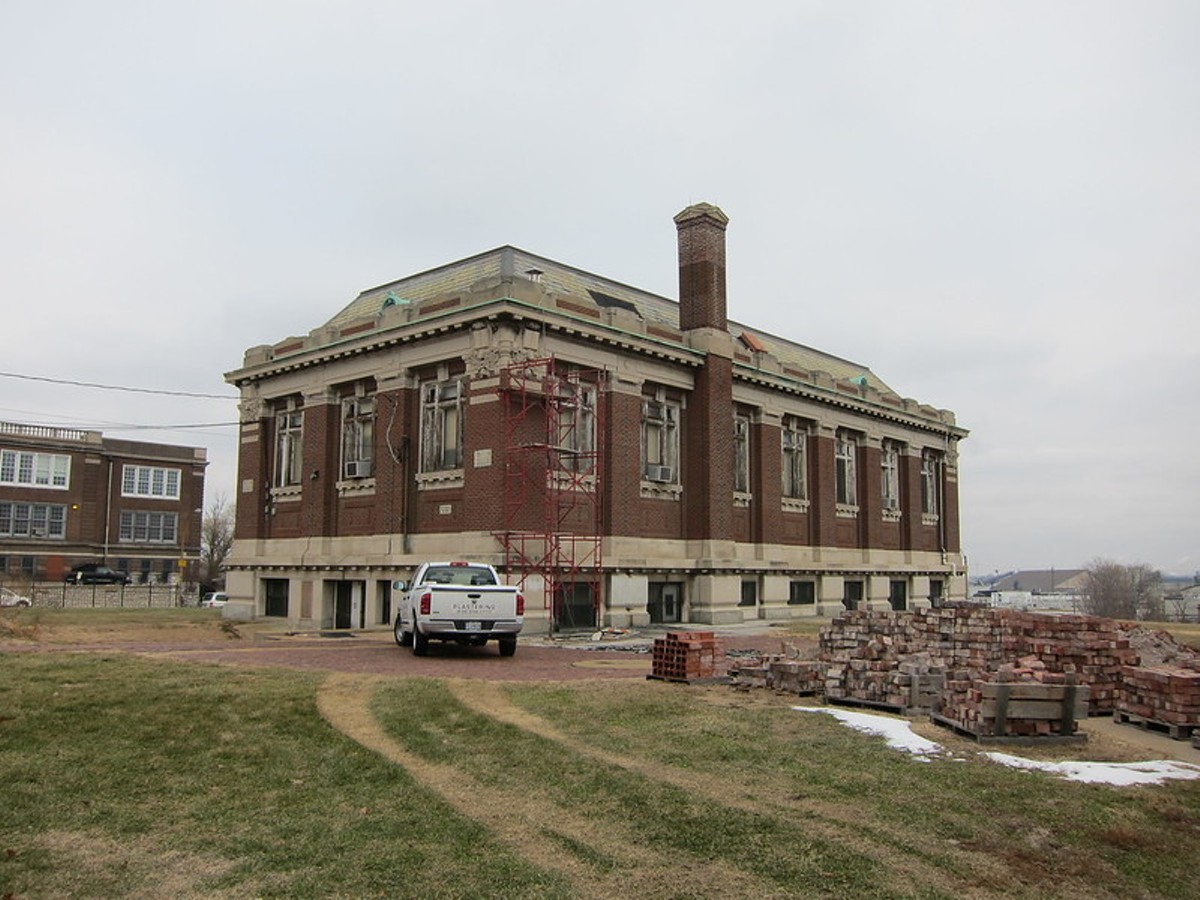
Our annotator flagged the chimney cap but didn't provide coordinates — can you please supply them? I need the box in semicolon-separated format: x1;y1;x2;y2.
674;202;729;228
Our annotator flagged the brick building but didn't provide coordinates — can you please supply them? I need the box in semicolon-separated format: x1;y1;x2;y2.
224;204;968;630
0;421;207;583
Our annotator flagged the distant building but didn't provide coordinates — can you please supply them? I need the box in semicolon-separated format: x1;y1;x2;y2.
0;421;207;583
1163;583;1200;622
987;591;1081;613
988;569;1088;595
225;204;968;630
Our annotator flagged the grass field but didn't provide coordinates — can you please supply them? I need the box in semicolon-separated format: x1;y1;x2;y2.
2;609;1199;898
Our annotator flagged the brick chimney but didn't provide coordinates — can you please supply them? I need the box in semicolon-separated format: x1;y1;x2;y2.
674;202;730;332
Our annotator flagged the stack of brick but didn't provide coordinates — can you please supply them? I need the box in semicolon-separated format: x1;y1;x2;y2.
1006;614;1137;713
650;631;724;682
938;656;1089;738
728;655;770;689
765;659;825;694
819;607;1138;716
1116;664;1200;737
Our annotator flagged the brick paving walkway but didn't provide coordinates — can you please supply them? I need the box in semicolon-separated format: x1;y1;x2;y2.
3;625;795;682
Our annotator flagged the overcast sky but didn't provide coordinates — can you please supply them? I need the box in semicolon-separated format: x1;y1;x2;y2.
2;2;1196;578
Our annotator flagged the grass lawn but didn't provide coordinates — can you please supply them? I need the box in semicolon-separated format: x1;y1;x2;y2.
2;610;1199;897
0;653;565;898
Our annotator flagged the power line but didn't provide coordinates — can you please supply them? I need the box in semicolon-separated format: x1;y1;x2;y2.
0;407;238;439
0;370;236;400
104;422;240;430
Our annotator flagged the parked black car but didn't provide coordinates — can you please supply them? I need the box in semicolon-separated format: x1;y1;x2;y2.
65;564;131;585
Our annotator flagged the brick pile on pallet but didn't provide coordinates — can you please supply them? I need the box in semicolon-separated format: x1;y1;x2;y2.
938;656;1089;738
819;607;1138;716
751;659;823;694
650;631;724;682
1005;614;1137;714
1116;664;1200;736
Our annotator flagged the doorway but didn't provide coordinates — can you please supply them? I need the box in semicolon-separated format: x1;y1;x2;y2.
648;582;683;624
333;581;365;629
264;578;289;618
555;582;596;631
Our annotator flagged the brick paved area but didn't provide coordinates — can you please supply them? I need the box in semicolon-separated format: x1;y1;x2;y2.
5;625;795;682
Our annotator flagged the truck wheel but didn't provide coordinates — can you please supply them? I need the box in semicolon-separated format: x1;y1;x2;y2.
393;620;412;647
413;629;429;657
498;636;517;657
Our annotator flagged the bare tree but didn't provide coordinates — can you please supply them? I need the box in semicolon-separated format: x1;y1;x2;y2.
1165;590;1188;623
1081;558;1162;620
199;493;235;588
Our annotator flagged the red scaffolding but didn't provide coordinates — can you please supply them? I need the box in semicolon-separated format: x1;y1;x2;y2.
496;357;605;631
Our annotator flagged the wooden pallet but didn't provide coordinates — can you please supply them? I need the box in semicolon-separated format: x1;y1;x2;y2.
646;674;730;686
931;712;1088;747
1114;710;1198;741
826;695;910;716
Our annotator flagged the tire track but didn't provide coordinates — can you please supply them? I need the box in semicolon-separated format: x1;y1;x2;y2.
447;679;1002;898
316;672;786;898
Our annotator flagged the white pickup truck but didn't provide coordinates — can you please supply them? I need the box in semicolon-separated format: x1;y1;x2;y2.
393;561;524;657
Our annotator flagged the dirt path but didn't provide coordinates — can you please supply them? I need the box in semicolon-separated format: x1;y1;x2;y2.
315;672;786;898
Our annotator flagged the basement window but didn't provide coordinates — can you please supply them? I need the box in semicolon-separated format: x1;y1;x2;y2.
788;581;816;605
843;580;863;610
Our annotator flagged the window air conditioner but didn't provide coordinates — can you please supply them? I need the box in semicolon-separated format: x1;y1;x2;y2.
646;465;673;483
344;461;371;478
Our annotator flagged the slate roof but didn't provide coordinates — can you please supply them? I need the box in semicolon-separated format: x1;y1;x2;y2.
325;246;897;394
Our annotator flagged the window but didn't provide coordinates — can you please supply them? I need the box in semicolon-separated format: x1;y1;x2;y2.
556;380;597;473
788;581;816;605
0;450;70;489
921;451;941;517
930;579;945;608
889;580;908;611
733;414;750;493
0;502;67;538
835;431;857;506
739;579;758;608
642;395;679;483
843;579;863;610
341;393;374;479
421;379;464;471
118;511;178;543
781;419;807;501
122;465;181;499
274;406;304;487
881;441;900;511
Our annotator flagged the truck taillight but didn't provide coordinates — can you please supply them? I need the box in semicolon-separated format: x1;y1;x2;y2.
420;592;432;615
516;592;525;616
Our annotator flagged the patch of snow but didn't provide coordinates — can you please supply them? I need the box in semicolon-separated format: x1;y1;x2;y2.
793;706;1200;787
982;752;1200;786
793;706;948;760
